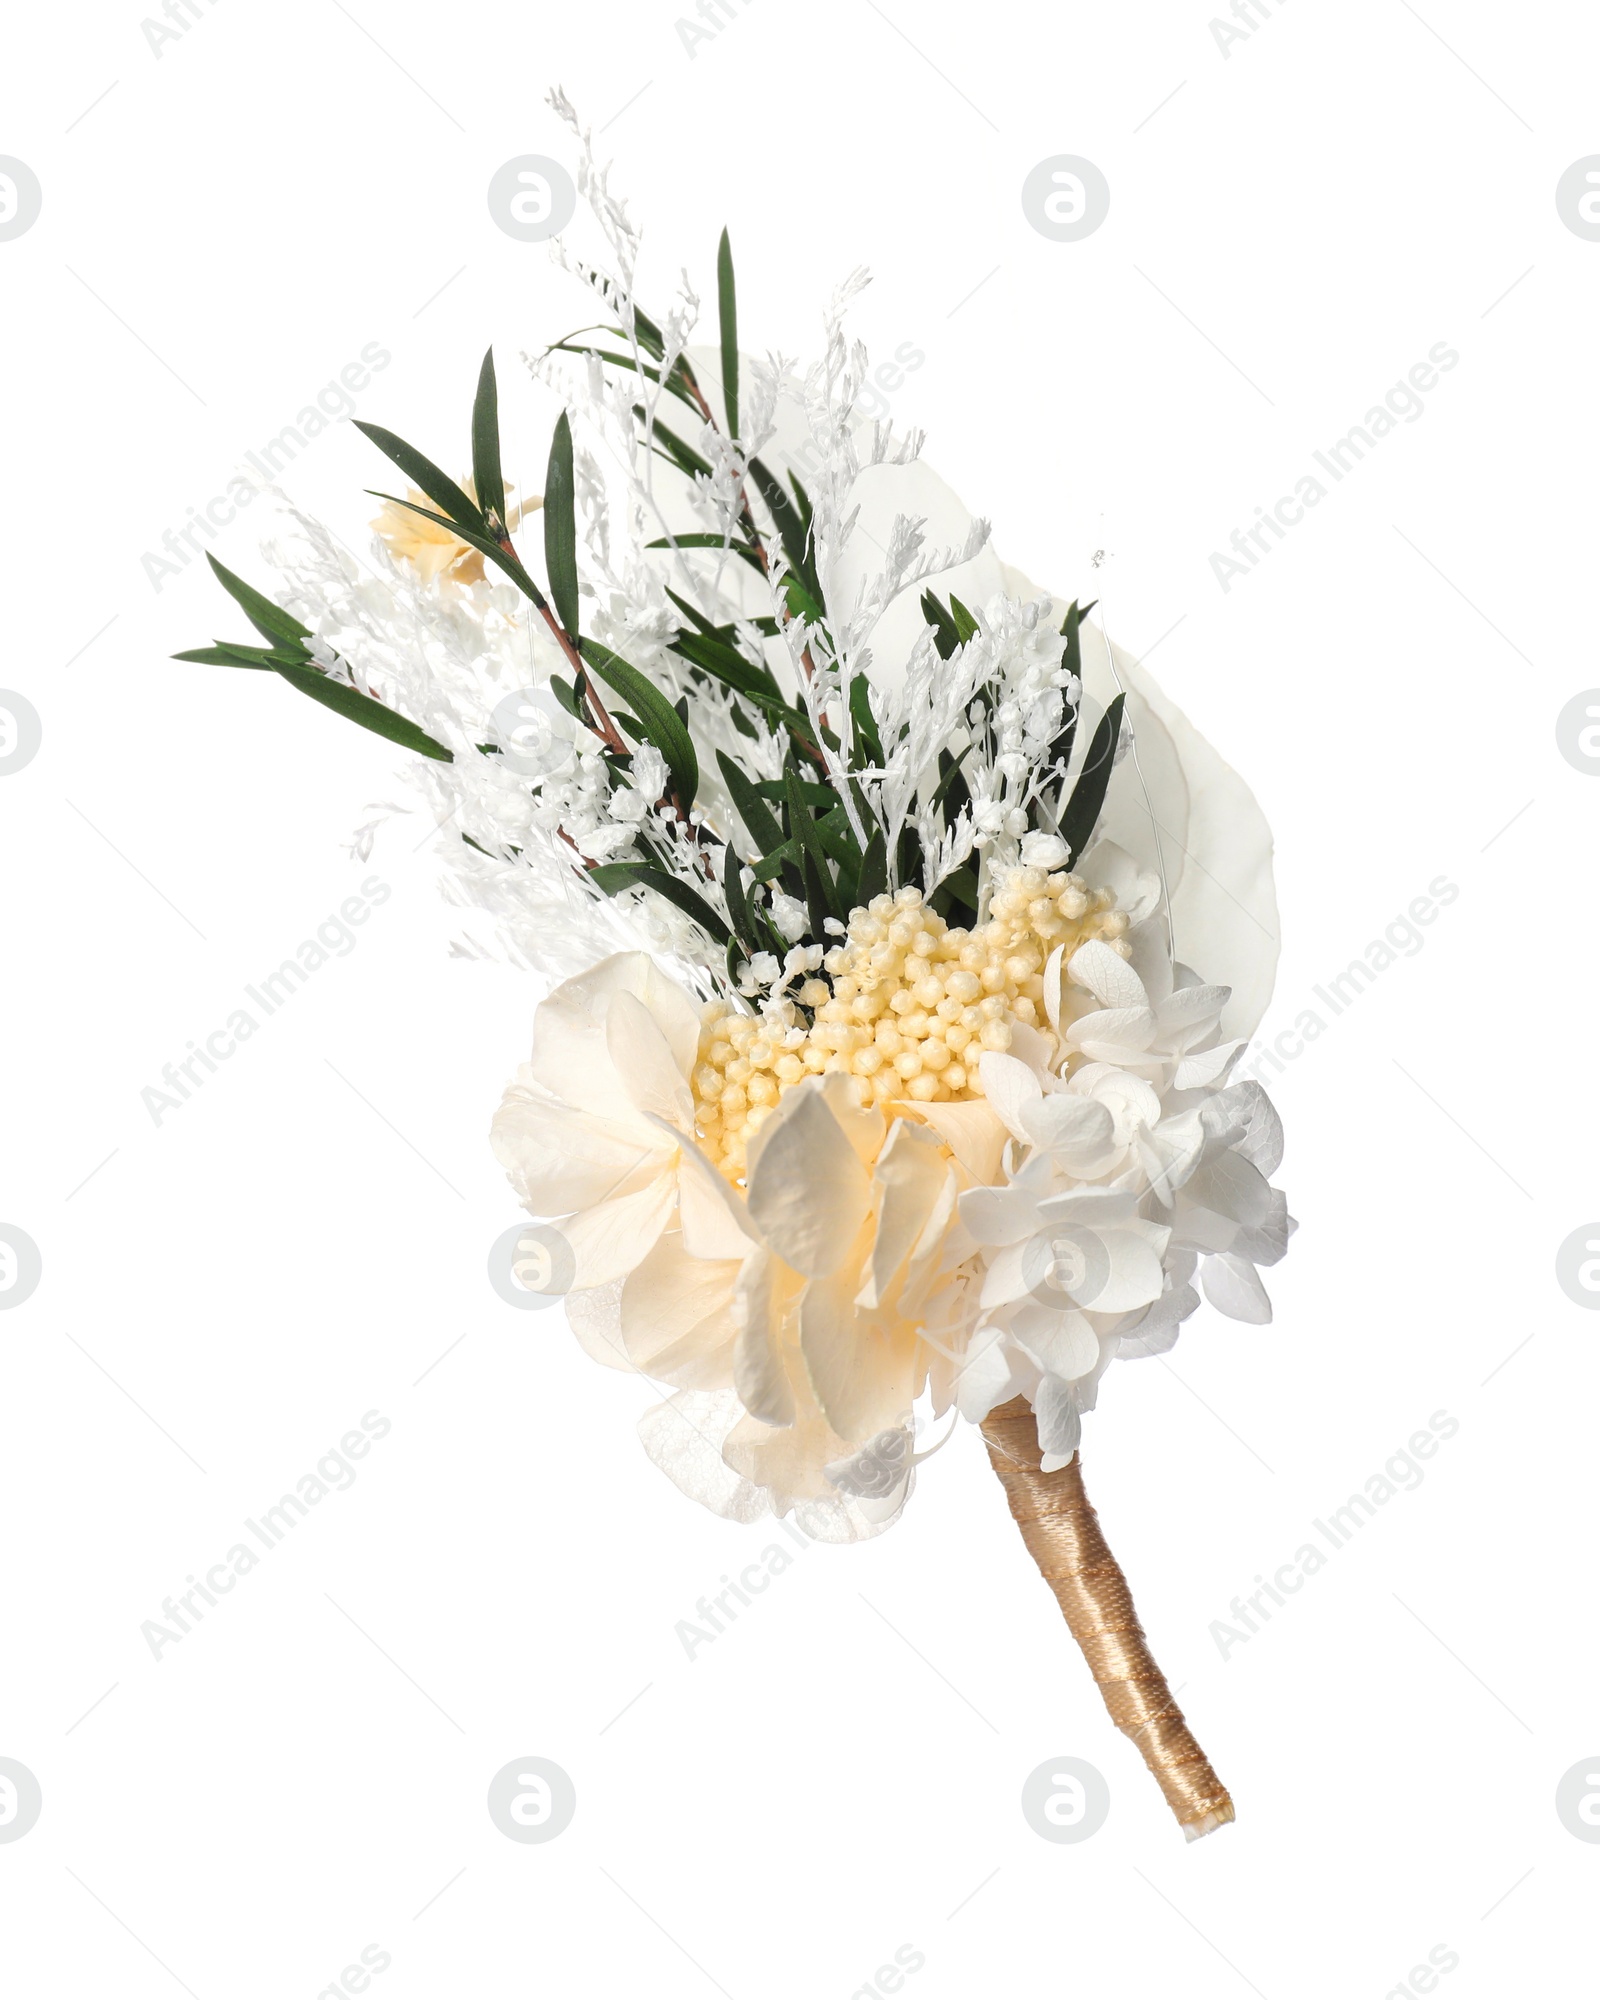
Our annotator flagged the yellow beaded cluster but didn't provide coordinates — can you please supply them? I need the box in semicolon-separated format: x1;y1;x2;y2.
692;869;1133;1179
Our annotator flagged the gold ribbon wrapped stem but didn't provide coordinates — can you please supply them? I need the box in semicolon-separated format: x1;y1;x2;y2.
980;1397;1234;1840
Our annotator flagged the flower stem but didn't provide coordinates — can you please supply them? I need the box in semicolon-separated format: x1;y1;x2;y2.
979;1398;1235;1840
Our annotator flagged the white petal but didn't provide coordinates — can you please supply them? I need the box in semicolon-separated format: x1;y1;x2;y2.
605;989;693;1126
1068;938;1149;1012
1011;1303;1100;1381
638;1388;769;1523
960;1184;1042;1248
1202;1252;1273;1324
559;1178;676;1287
865;1119;947;1306
528;952;699;1116
1085;1224;1170;1313
907;1099;1009;1186
1173;1040;1244;1089
976;1052;1042;1144
1019;1093;1116;1172
658;1119;759;1260
732;1250;796;1425
491;1090;664;1215
745;1081;872;1276
952;1328;1021;1422
1034;1374;1082;1465
620;1233;740;1382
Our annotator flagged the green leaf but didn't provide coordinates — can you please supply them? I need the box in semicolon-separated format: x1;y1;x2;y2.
717;227;739;439
856;826;888;907
748;454;818;595
589;862;731;945
1057;692;1125;864
848;675;883;766
636;405;714;483
544;412;581;642
549;674;584;723
779;573;826;626
931;743;973;816
800;849;832;942
172;645;272;670
369;493;543;603
471;348;508;535
546;341;702;416
920;590;961;660
354;421;481;534
749;839;800;882
716;750;785;855
204;555;311;648
647;532;766;575
267;659;454;763
948;595;979;644
581;640;698;805
785;765;841;927
722;842;757;952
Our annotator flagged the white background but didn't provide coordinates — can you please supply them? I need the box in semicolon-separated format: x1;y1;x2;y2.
3;1;1598;1994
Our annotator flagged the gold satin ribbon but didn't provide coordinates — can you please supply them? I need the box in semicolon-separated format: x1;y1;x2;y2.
980;1398;1234;1839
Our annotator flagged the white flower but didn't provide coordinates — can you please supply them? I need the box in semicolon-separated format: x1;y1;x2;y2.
491;954;753;1287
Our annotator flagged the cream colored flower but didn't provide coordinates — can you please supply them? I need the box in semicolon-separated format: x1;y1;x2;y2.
491;954;753;1289
637;1072;991;1535
372;478;537;584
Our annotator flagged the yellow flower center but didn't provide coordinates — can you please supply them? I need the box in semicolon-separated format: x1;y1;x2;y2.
692;867;1133;1178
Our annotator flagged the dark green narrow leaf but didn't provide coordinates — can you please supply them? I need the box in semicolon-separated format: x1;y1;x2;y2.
172;645;272;670
722;843;758;953
801;849;832;943
716;750;785;855
581;640;698;805
1057;692;1125;864
647;533;766;575
204;555;311;648
785;765;841;927
589;863;731;945
717;227;739;439
948;595;979;644
636;406;715;482
930;865;980;928
748;454;818;595
920;590;961;661
848;676;883;766
544;412;581;642
1045;600;1087;780
267;660;454;763
856;827;888;908
471;348;508;535
931;744;973;818
355;421;482;534
750;839;800;883
896;823;920;890
549;675;584;723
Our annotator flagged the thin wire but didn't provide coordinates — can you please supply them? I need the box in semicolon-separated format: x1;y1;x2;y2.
1096;600;1175;963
